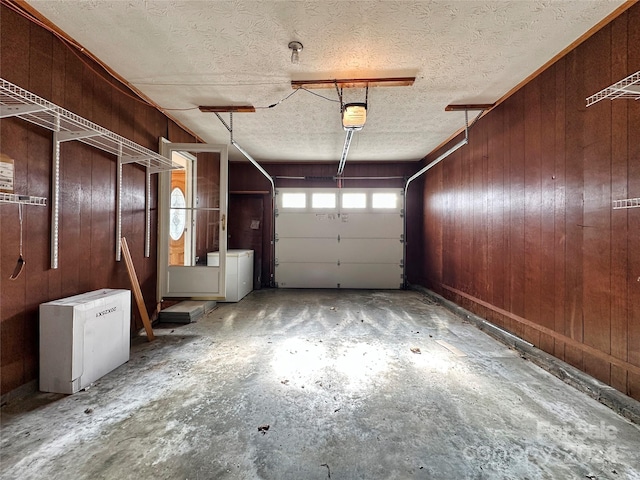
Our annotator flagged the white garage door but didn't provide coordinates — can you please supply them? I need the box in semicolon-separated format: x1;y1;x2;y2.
275;188;403;289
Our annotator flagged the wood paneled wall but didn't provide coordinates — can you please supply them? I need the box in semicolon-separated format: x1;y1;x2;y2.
0;6;195;395
419;6;640;400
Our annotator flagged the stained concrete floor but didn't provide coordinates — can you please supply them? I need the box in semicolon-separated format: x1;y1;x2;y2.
1;289;640;480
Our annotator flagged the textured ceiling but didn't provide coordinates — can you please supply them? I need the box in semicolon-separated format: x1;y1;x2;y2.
27;0;625;163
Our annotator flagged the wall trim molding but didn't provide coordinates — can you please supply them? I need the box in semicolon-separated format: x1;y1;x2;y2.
413;285;640;425
0;380;38;406
441;284;640;378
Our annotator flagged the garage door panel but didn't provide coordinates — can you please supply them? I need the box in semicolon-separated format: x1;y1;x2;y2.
277;213;340;237
276;188;403;289
339;264;403;289
339;238;402;263
339;213;403;237
276;238;337;263
276;263;339;288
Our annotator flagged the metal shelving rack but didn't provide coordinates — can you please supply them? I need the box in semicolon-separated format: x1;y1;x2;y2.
0;78;178;172
587;71;640;211
0;193;47;206
613;198;640;210
586;70;640;107
0;78;182;267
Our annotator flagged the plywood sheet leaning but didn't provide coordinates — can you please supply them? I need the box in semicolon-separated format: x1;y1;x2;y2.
120;237;155;341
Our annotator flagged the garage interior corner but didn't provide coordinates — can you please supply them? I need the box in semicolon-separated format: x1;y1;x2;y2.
1;289;639;479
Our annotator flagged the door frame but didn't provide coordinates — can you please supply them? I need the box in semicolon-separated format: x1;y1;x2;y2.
158;139;228;300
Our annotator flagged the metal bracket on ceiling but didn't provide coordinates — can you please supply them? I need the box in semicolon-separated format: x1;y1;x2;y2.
214;112;233;143
335;82;369;113
401;103;493;289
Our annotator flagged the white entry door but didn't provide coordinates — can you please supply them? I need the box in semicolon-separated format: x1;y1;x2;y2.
275;188;403;289
158;140;228;299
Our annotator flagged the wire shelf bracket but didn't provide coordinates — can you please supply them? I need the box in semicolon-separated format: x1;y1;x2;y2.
613;197;640;210
586;71;640;107
0;193;47;206
1;78;182;267
0;78;181;173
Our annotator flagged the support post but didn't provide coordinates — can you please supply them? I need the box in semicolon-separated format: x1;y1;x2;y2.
51;131;61;269
116;145;123;262
145;167;151;258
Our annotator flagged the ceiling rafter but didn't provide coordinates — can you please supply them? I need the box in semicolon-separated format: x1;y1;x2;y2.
198;105;256;113
291;77;416;90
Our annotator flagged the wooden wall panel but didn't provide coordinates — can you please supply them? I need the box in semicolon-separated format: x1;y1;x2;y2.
406;175;424;285
422;168;440;291
459;143;472;302
0;5;192;396
553;58;568;362
581;27;613;385
523;80;542;348
21;22;53;382
486;106;507;330
507;90;526;340
228;194;265;287
451;151;461;297
562;47;585;371
609;6;629;396
471;123;487;307
0;0;31;394
1;118;29;393
419;5;640;401
626;4;640;399
538;67;557;354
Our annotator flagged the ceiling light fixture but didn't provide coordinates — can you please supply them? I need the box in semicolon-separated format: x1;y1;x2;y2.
288;41;303;64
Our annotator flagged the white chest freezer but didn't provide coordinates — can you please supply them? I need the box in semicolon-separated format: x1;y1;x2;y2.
207;249;254;302
39;289;131;394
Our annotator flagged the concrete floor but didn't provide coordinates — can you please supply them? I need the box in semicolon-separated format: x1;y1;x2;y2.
1;289;639;480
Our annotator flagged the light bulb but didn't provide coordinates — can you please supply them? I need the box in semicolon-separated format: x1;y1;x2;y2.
288;41;303;65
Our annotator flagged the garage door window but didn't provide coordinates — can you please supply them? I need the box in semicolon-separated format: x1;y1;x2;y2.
342;192;366;209
372;192;397;209
312;192;336;209
282;192;306;208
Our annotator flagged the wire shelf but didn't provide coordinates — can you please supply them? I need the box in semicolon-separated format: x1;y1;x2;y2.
0;192;47;206
587;71;640;107
613;197;640;210
0;78;181;173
